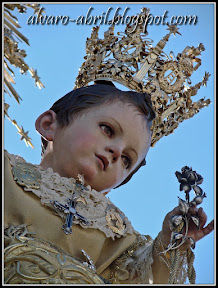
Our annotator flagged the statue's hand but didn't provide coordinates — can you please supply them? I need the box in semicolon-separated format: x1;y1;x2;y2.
160;205;214;251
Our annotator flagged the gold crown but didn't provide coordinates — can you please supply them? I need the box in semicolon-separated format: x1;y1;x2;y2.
74;7;211;147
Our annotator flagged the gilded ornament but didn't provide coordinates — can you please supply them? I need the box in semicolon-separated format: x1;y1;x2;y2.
17;126;34;148
4;4;45;148
12;162;41;189
105;205;126;235
76;196;87;205
4;236;105;284
157;61;184;94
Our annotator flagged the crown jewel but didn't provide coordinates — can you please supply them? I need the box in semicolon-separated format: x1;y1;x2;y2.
74;8;211;147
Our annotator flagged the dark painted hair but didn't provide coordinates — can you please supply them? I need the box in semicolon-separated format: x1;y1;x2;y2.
41;81;155;188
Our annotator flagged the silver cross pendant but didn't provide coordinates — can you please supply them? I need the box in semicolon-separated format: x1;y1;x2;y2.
53;196;88;235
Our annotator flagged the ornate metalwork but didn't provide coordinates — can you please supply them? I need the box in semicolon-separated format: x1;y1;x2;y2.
4;232;104;284
52;196;88;235
105;204;126;235
158;166;206;284
4;4;45;148
12;162;41;189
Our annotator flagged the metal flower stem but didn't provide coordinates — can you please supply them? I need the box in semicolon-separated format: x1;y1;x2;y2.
160;166;205;284
185;192;190;203
169;215;189;251
160;215;189;254
162;167;206;255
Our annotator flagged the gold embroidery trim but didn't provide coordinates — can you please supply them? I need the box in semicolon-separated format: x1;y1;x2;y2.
4;225;105;284
12;162;41;189
105;205;126;236
109;234;153;283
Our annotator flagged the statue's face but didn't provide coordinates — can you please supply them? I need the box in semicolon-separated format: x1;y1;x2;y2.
43;101;151;193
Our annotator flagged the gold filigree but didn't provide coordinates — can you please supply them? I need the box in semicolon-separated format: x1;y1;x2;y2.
105;205;126;235
7;151;135;240
157;61;184;94
4;234;104;284
76;196;87;205
109;234;153;283
77;174;85;185
12;162;41;189
17;126;34;148
4;4;45;148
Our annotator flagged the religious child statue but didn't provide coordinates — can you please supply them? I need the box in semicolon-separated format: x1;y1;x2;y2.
4;7;214;284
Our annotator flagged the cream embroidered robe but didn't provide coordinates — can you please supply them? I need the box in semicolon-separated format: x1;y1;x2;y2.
4;150;187;284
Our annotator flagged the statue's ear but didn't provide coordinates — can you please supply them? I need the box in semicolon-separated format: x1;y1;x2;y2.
35;110;58;142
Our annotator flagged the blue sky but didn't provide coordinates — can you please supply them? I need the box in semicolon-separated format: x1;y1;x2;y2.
4;3;215;284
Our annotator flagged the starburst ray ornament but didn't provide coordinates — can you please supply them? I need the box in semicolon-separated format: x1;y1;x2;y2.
4;4;45;148
75;8;211;147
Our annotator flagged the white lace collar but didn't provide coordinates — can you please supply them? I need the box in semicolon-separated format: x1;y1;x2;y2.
6;151;136;240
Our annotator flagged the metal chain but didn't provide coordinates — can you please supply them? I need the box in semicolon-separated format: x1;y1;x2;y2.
187;247;196;284
168;248;181;284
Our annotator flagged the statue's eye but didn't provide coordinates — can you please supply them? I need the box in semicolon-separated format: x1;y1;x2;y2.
100;124;114;137
122;155;132;169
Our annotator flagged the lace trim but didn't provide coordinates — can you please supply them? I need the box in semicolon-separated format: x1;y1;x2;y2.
109;235;154;284
5;151;136;240
109;234;188;284
175;252;188;284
